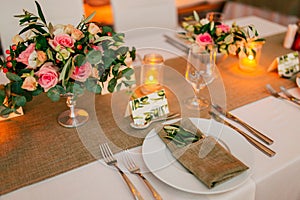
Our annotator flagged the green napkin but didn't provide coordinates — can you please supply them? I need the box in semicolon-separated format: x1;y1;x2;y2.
158;118;249;189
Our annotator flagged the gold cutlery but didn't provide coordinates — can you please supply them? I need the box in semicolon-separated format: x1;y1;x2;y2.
100;143;144;200
123;150;162;200
266;84;300;106
212;104;273;145
209;111;276;157
279;86;300;102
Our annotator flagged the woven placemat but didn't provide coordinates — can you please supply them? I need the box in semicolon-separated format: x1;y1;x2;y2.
0;33;297;195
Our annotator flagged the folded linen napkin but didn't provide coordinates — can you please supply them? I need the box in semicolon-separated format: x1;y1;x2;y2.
158;118;249;189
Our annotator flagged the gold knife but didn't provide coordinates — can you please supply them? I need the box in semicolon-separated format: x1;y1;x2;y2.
212;104;274;145
209;111;276;157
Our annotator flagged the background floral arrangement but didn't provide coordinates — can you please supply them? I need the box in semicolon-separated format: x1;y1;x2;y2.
179;11;265;56
0;1;136;116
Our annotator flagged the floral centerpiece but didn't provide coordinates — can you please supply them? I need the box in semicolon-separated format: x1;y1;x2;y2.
0;1;136;117
179;11;265;57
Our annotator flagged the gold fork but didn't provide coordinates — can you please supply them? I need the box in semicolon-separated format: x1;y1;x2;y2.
123;150;162;200
100;143;144;200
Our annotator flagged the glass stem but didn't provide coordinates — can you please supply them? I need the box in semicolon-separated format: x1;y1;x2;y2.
66;96;76;119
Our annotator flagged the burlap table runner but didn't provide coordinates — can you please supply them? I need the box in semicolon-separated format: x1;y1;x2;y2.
0;33;297;195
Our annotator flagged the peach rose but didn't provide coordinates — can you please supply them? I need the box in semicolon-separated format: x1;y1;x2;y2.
37;51;47;65
70;62;92;82
36;62;59;92
88;23;101;35
21;76;38;91
228;44;237;55
12;34;24;45
64;24;75;34
53;24;65;36
71;28;84;41
196;33;213;46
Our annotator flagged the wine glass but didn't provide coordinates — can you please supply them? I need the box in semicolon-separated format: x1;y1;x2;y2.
184;44;216;110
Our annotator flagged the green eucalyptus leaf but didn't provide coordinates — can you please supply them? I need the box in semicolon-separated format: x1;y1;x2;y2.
103;26;113;33
112;33;124;42
116;46;129;56
121;68;134;79
129;47;136;61
47;87;61;102
86;50;102;64
99;70;109;82
112;63;121;76
74;54;86;66
93;36;114;44
71;83;84;96
0;108;14;116
23;91;33;102
116;82;122;91
14;95;27;106
108;78;117;93
31;87;43;96
122;80;135;87
6;72;21;81
85;78;102;93
0;90;5;104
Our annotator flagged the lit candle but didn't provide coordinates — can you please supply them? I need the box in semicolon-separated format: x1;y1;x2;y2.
140;54;163;93
239;54;257;72
145;67;159;85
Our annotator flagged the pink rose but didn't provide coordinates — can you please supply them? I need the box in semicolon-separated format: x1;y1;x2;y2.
16;43;36;66
216;24;230;33
36;62;59;92
50;34;75;49
70;62;92;82
196;33;213;46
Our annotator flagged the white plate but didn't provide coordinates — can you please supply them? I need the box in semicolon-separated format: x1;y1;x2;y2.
142;118;253;194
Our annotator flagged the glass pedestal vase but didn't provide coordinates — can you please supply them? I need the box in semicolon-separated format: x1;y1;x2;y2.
57;93;89;128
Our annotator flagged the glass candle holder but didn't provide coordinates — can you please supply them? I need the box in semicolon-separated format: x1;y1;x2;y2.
239;42;263;72
140;53;164;94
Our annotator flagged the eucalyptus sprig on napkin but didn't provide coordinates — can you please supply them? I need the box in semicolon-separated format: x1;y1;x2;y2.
158;118;249;189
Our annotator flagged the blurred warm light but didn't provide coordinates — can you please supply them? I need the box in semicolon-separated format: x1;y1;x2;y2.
0;123;19;157
83;3;114;25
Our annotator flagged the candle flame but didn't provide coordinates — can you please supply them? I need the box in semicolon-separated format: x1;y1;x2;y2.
148;75;154;81
248;55;254;60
